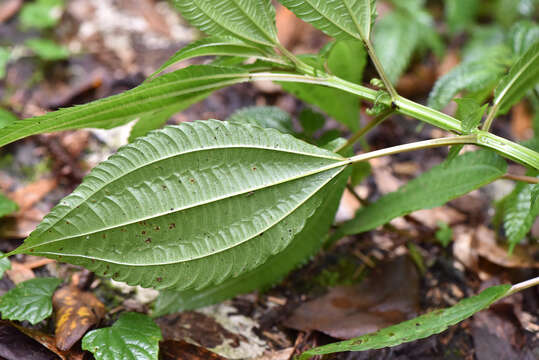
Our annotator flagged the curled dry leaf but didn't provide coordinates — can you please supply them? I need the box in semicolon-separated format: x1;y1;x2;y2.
284;256;420;339
0;321;58;360
53;285;106;351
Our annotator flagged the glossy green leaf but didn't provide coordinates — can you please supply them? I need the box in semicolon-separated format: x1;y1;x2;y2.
299;284;511;359
82;312;162;360
0;193;18;218
299;108;325;136
444;0;479;34
19;0;64;30
227;106;295;134
0;65;248;148
172;0;278;48
454;98;487;134
338;150;507;235
9;121;347;291
509;21;539;55
25;38;69;61
278;0;377;42
428;56;507;110
153;167;348;315
0;277;61;325
492;42;539;116
281;41;366;130
503;173;539;251
149;37;274;79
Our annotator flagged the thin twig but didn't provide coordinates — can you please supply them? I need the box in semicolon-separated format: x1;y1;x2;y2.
502;173;539;184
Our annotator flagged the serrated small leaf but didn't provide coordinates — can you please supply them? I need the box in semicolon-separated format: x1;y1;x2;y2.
0;65;248;148
82;312;162;360
227;106;295;134
149;37;273;79
299;284;511;359
173;0;278;48
503;174;539;251
278;0;376;42
19;0;64;30
492;42;539;116
0;277;61;325
10;121;347;291
25;38;69;61
0;193;17;218
454;98;487;133
153;168;348;315
339;150;507;235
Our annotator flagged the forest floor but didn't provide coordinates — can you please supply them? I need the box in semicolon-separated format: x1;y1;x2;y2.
0;1;537;359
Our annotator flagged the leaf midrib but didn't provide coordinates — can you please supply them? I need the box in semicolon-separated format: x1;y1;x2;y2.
25;143;344;247
31;165;346;266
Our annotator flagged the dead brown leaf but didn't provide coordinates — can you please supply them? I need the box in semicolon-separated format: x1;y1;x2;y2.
0;0;22;23
511;101;533;141
0;321;59;360
53;285;106;351
159;339;226;360
9;178;58;211
284;256;420;339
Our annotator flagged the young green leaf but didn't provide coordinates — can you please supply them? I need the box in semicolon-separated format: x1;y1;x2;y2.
503;174;539;252
454;98;487;133
298;284;511;359
278;0;377;42
491;42;539;116
9;121;348;291
227;106;295;134
0;193;18;218
149;37;275;79
0;65;248;148
0;277;61;325
172;0;278;48
338;150;507;235
153;167;348;315
82;312;162;360
25;38;70;61
19;0;64;30
435;222;453;247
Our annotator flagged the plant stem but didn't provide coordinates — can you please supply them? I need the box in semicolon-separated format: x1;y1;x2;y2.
364;40;398;100
506;276;539;297
346;134;477;165
482;104;498;132
336;108;395;154
502;174;539;184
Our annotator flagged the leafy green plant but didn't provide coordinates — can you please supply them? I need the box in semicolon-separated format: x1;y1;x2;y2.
1;1;538;359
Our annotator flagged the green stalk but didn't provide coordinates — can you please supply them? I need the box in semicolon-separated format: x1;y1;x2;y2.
246;72;538;170
363;40;399;100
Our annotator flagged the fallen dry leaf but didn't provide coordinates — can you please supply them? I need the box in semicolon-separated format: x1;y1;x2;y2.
9;178;58;211
160;339;226;360
284;256;420;339
0;321;58;360
511;101;533;141
53;285;106;351
0;0;22;23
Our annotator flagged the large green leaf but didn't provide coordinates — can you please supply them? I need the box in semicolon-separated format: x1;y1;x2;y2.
278;0;376;42
9;121;347;291
299;284;511;359
509;21;539;56
444;0;479;34
0;277;61;325
0;65;247;148
492;42;539;116
0;108;17;130
227;106;295;134
338;150;507;236
153;164;348;315
0;252;10;279
82;312;162;360
149;37;274;79
281;41;366;130
503;173;539;251
172;0;278;48
0;193;17;218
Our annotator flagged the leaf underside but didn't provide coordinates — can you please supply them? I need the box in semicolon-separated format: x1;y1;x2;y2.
12;121;346;291
299;284;511;359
